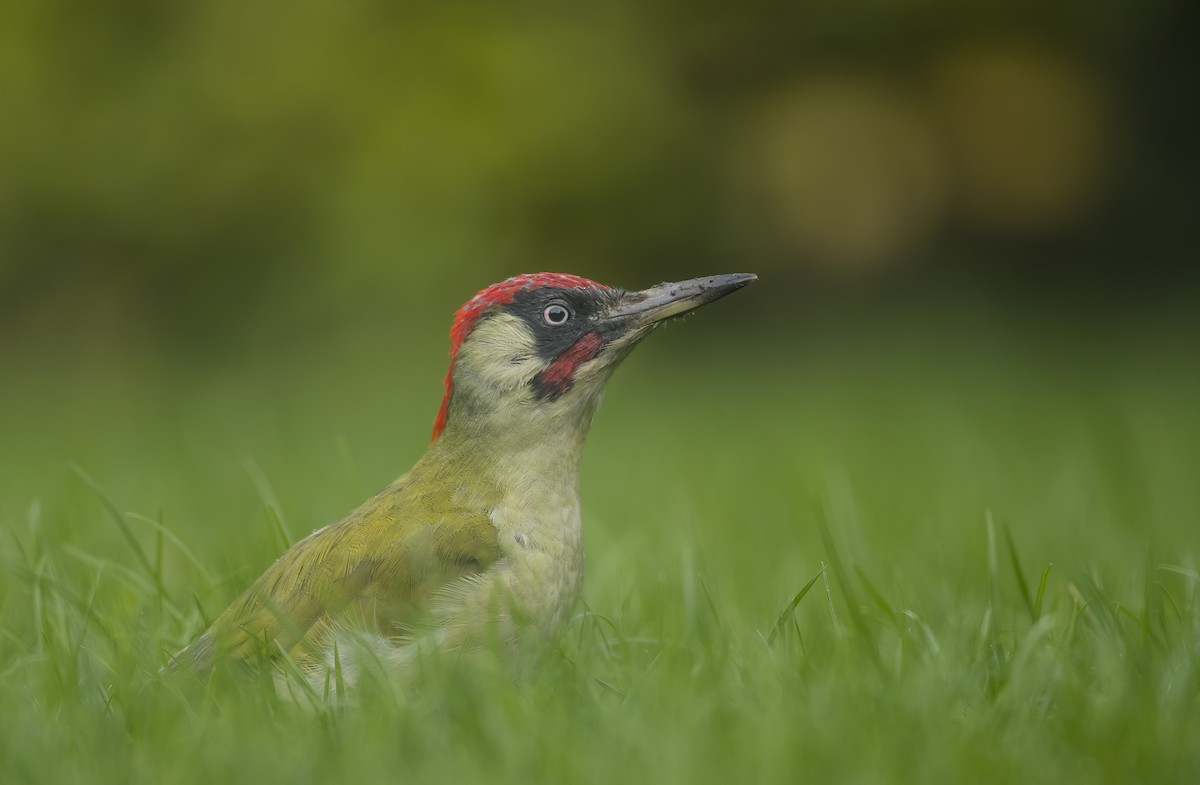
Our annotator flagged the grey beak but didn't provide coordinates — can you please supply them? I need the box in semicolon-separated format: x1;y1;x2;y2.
605;273;758;326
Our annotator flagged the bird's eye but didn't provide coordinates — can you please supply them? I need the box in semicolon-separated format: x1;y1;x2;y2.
543;303;571;326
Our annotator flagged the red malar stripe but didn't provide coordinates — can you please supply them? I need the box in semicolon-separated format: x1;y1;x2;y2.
536;331;605;395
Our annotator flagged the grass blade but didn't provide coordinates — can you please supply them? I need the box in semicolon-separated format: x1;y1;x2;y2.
333;639;346;699
816;510;880;668
767;568;823;645
855;565;895;618
1033;564;1052;621
243;458;294;548
71;465;157;582
126;512;216;583
1001;521;1035;621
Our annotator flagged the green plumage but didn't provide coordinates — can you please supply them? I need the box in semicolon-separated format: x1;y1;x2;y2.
176;452;503;677
170;272;754;687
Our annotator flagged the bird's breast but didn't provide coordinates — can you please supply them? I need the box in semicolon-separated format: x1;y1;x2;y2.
488;490;584;636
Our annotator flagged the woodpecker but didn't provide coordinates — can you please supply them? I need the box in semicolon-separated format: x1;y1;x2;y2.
172;272;755;688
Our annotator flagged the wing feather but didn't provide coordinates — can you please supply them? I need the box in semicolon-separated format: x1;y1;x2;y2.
173;471;502;676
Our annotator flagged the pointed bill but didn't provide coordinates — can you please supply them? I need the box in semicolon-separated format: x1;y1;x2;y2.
604;273;757;327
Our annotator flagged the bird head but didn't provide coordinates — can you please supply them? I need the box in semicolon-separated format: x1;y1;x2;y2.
431;273;756;447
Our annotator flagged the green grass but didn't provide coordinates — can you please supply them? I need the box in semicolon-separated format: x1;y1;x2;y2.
1;313;1198;784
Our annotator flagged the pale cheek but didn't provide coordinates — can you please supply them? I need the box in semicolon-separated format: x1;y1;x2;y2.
490;357;542;391
458;314;541;392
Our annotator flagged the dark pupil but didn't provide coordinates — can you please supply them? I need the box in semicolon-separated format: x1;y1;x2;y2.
546;305;568;324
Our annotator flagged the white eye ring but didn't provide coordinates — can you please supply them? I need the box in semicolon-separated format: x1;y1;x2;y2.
543;303;571;326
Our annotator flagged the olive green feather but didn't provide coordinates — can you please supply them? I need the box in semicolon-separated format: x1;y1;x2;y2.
174;457;503;676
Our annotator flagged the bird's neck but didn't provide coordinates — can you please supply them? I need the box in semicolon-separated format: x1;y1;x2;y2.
422;412;591;499
429;372;607;478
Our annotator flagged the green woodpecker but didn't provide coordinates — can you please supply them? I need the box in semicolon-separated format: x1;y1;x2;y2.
172;272;755;687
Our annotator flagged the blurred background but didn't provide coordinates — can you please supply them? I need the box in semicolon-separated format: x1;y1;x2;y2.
0;0;1197;570
3;0;1198;356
